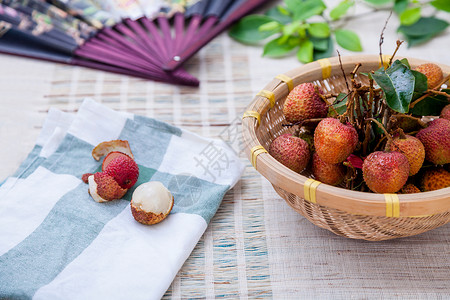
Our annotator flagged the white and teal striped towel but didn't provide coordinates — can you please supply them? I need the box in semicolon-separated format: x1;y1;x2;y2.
0;98;244;299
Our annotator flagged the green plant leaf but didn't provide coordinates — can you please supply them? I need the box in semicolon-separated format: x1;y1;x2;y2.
297;39;314;63
371;60;415;113
335;29;362;51
263;36;298;57
313;36;334;60
308;22;330;38
410;89;450;116
259;21;282;32
394;0;409;14
265;5;292;24
431;0;450;12
399;58;411;68
310;37;329;51
291;0;327;21
399;7;421;25
411;70;428;97
331;93;349;115
330;0;354;20
229;15;280;44
398;17;449;37
362;0;393;5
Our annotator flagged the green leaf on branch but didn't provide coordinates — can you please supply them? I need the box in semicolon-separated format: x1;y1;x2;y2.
263;36;298;57
399;7;421;26
411;70;428;98
229;15;280;44
259;21;282;32
431;0;450;12
308;22;330;38
371;60;415;113
362;0;393;5
330;0;354;20
335;29;362;51
297;39;314;63
394;0;409;14
265;5;292;24
398;17;449;47
331;93;349;115
313;36;334;60
290;0;326;21
410;89;450;116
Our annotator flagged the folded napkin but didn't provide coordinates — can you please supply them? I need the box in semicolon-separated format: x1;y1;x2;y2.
0;99;243;299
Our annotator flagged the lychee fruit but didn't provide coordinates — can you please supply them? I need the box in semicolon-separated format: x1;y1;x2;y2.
440;104;450;120
362;151;410;193
92;139;134;161
269;133;311;173
400;183;421;194
282;83;328;123
104;154;139;189
416;118;450;165
314;118;358;164
88;172;128;202
419;167;450;192
102;151;132;171
414;63;444;89
311;152;345;186
386;133;425;175
131;181;174;225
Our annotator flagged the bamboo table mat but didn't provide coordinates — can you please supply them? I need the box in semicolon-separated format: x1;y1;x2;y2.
1;21;450;298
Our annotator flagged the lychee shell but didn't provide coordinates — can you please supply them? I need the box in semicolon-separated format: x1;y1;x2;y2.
131;196;174;225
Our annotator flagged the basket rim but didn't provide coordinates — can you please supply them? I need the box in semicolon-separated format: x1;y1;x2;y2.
242;54;450;218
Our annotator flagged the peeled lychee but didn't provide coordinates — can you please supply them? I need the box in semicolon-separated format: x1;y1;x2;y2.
131;181;174;225
419;167;450;192
104;154;139;189
311;152;345;186
88;172;128;202
282;83;327;123
269;133;310;173
386;133;425;176
440;104;450;120
400;183;421;194
314;118;358;164
362;151;410;193
414;63;444;89
416;118;450;165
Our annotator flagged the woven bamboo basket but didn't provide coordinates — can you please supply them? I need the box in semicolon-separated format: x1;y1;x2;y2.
242;54;450;241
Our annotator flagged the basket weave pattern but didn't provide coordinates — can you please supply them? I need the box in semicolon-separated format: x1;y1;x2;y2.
242;55;450;241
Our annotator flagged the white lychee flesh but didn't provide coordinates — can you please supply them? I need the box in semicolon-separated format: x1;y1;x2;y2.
132;181;173;214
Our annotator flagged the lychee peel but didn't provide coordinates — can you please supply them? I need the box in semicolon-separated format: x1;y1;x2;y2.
420;167;450;192
416;118;450;165
88;173;128;202
269;133;311;173
104;155;139;189
440;104;450;120
312;152;345;186
386;134;425;176
414;63;444;89
282;83;327;123
92;140;134;161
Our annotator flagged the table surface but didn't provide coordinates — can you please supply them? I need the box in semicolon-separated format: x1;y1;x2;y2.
1;2;449;298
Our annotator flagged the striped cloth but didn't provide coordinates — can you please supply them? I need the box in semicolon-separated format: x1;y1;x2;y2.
0;98;243;299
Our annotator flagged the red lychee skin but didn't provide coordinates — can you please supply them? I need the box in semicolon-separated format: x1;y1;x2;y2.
414;63;444;89
311;152;345;186
416;118;450;165
82;173;93;184
102;151;132;171
400;183;421;194
362;151;410;194
420;167;450;192
386;135;425;176
104;155;139;189
440;104;450;120
314;118;358;164
269;133;311;173
282;83;327;123
92;172;128;201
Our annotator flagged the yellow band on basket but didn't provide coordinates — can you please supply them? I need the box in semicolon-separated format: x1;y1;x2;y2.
317;58;332;79
242;111;261;125
257;90;276;108
304;179;321;204
380;55;392;68
384;194;400;217
250;145;267;170
275;74;294;91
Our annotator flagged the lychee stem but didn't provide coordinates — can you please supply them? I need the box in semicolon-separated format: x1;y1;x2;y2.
392;114;427;128
367;117;392;142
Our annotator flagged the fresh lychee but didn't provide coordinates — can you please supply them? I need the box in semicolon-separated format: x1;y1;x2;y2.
440;104;450;120
311;152;345;186
282;83;327;123
314;118;358;164
104;154;139;189
400;183;421;194
362;151;410;193
88;172;128;202
419;167;450;192
102;151;132;171
269;133;310;173
386;133;425;175
414;63;444;89
416;118;450;165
